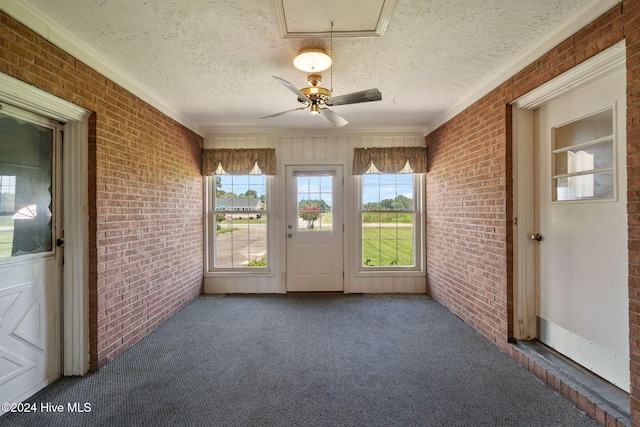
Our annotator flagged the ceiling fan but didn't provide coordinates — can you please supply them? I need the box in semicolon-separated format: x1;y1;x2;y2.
259;74;382;127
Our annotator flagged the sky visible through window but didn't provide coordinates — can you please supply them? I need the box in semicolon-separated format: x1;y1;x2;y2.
0;175;16;194
218;175;265;197
362;174;413;206
296;176;332;205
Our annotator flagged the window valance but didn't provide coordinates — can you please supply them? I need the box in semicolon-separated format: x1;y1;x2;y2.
202;148;276;175
353;146;427;175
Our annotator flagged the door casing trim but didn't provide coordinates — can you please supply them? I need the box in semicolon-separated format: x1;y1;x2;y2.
0;72;91;375
510;40;626;340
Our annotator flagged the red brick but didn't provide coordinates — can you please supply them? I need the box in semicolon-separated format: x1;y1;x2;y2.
0;11;203;370
427;2;640;425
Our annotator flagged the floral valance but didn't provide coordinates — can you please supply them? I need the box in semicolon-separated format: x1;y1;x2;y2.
353;146;427;175
202;148;276;175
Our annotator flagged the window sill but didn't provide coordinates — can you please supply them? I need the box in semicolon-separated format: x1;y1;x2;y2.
205;269;274;277
354;269;424;277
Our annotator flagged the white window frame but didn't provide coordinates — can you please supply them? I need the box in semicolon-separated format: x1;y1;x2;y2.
551;105;617;203
205;175;271;273
355;173;424;273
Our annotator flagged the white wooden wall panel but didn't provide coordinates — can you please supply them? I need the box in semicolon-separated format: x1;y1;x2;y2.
203;133;426;294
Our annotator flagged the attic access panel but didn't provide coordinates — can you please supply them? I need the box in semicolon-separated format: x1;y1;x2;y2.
273;0;397;38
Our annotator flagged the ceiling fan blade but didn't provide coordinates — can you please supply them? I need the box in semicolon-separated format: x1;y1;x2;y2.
259;106;307;120
318;108;349;127
327;88;382;106
273;76;312;104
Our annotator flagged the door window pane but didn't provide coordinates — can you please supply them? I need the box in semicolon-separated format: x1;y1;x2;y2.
0;113;54;258
553;109;615;201
296;175;332;231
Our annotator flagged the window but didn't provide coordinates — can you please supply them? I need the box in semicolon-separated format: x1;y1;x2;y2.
553;108;615;201
360;173;421;269
0;175;16;259
295;173;333;232
0;175;16;213
1;110;55;259
210;174;268;269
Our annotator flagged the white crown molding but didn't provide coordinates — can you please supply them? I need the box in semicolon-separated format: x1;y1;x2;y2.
0;0;203;136
424;0;621;135
201;126;426;139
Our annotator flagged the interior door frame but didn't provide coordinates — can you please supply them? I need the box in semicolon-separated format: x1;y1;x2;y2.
511;41;626;340
0;73;91;376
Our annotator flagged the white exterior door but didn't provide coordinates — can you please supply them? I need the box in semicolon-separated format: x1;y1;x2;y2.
0;105;62;408
534;68;628;391
286;165;343;292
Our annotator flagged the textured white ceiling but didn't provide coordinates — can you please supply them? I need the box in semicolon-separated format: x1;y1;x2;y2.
18;0;594;134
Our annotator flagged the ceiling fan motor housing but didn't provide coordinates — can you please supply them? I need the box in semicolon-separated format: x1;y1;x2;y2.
299;75;331;105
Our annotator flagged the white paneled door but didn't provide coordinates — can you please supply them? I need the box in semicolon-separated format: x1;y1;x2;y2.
0;105;62;408
286;165;343;292
534;68;628;391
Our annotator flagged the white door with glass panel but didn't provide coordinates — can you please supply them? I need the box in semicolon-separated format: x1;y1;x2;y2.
286;166;343;292
0;104;62;407
534;68;628;391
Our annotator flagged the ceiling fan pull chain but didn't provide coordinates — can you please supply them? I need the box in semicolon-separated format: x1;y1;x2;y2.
330;21;333;93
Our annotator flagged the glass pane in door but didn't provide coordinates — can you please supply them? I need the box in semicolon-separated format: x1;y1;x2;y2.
0;113;54;258
296;175;332;231
552;108;614;201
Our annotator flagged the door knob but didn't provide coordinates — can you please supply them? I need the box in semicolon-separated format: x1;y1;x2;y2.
288;224;293;229
529;233;543;242
288;233;293;238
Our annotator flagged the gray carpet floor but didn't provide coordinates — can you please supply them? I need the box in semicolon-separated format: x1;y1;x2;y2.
0;294;598;426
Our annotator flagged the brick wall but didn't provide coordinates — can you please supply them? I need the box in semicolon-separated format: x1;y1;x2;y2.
426;1;640;423
426;90;513;343
0;12;204;369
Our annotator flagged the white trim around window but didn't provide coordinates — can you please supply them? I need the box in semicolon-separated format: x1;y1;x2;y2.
204;174;273;273
354;172;425;275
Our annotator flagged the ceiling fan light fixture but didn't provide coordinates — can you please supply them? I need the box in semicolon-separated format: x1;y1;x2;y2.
309;103;320;115
293;48;332;73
